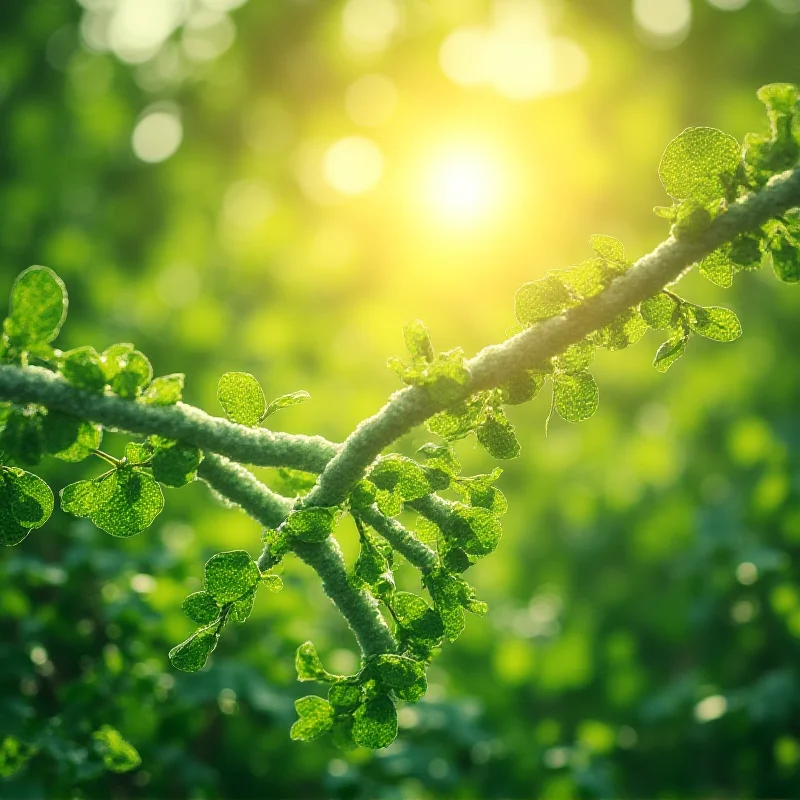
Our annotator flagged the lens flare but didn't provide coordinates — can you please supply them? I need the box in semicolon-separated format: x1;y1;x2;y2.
427;152;499;225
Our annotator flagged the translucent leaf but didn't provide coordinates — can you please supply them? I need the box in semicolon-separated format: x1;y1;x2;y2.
331;718;358;751
181;591;220;625
41;411;101;462
403;319;434;362
555;258;608;299
92;725;141;773
0;407;44;466
699;248;734;288
553;371;599;423
0;736;37;778
684;305;742;342
729;233;764;271
589;234;626;264
417;442;461;476
554;340;595;373
296;641;338;683
392;591;444;641
771;232;800;284
3;266;67;346
151;441;202;487
514;274;574;326
373;654;425;690
100;343;135;381
597;308;648;351
3;467;53;528
140;373;184;406
653;335;689;373
476;407;520;460
453;470;507;515
124;441;150;464
285;507;337;543
328;683;363;713
262;573;283;592
264;390;310;419
217;371;266;426
353;531;390;589
349;479;377;510
352;695;397;749
443;546;471;572
0;478;31;546
426;394;486;441
438;602;466;642
60;473;118;517
109;351;152;399
658;127;741;202
229;586;257;623
502;370;546;405
169;628;218;672
90;468;164;537
60;346;107;392
640;293;680;330
290;696;335;742
394;672;428;703
449;505;502;557
203;549;260;604
369;455;431;502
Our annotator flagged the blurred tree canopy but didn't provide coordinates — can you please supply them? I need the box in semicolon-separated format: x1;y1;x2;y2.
2;0;800;797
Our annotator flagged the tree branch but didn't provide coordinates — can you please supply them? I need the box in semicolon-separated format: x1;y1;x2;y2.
197;453;396;658
303;166;800;509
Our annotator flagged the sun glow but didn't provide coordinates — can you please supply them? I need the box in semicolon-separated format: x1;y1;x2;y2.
426;150;503;226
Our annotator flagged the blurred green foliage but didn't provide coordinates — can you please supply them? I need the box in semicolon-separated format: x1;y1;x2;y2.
3;0;800;797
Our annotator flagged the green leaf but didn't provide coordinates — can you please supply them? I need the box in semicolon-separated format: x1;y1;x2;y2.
514;274;574;326
285;507;337;543
403;319;434;362
124;441;151;464
60;346;107;392
264;390;310;419
640;293;681;330
60;473;118;517
453;469;507;515
151;441;202;487
169;628;218;673
369;455;431;502
699;247;735;288
476;407;520;460
100;343;134;381
181;591;220;625
352;695;397;750
501;370;546;405
0;736;37;778
217;371;266;426
295;641;339;683
417;442;461;476
554;340;595;373
597;308;648;351
331;717;358;751
3;467;53;528
4;266;67;346
92;725;141;773
109;350;152;399
443;546;471;572
41;411;101;462
89;468;164;537
553;371;599;423
770;228;800;284
328;683;363;713
392;591;445;641
140;373;185;406
0;407;44;466
229;586;257;623
0;478;31;546
449;505;503;557
589;234;626;264
658;127;741;202
373;654;425;690
554;258;609;299
438;602;466;642
349;479;378;510
262;573;283;592
653;334;689;373
684;305;742;342
203;550;260;605
353;530;391;590
426;394;486;441
290;696;335;742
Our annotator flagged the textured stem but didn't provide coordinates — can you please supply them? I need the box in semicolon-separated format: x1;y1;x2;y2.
359;505;438;572
0;365;337;472
303;167;800;509
197;453;396;658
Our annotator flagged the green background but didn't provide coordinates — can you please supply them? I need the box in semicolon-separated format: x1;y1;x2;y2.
2;0;800;796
